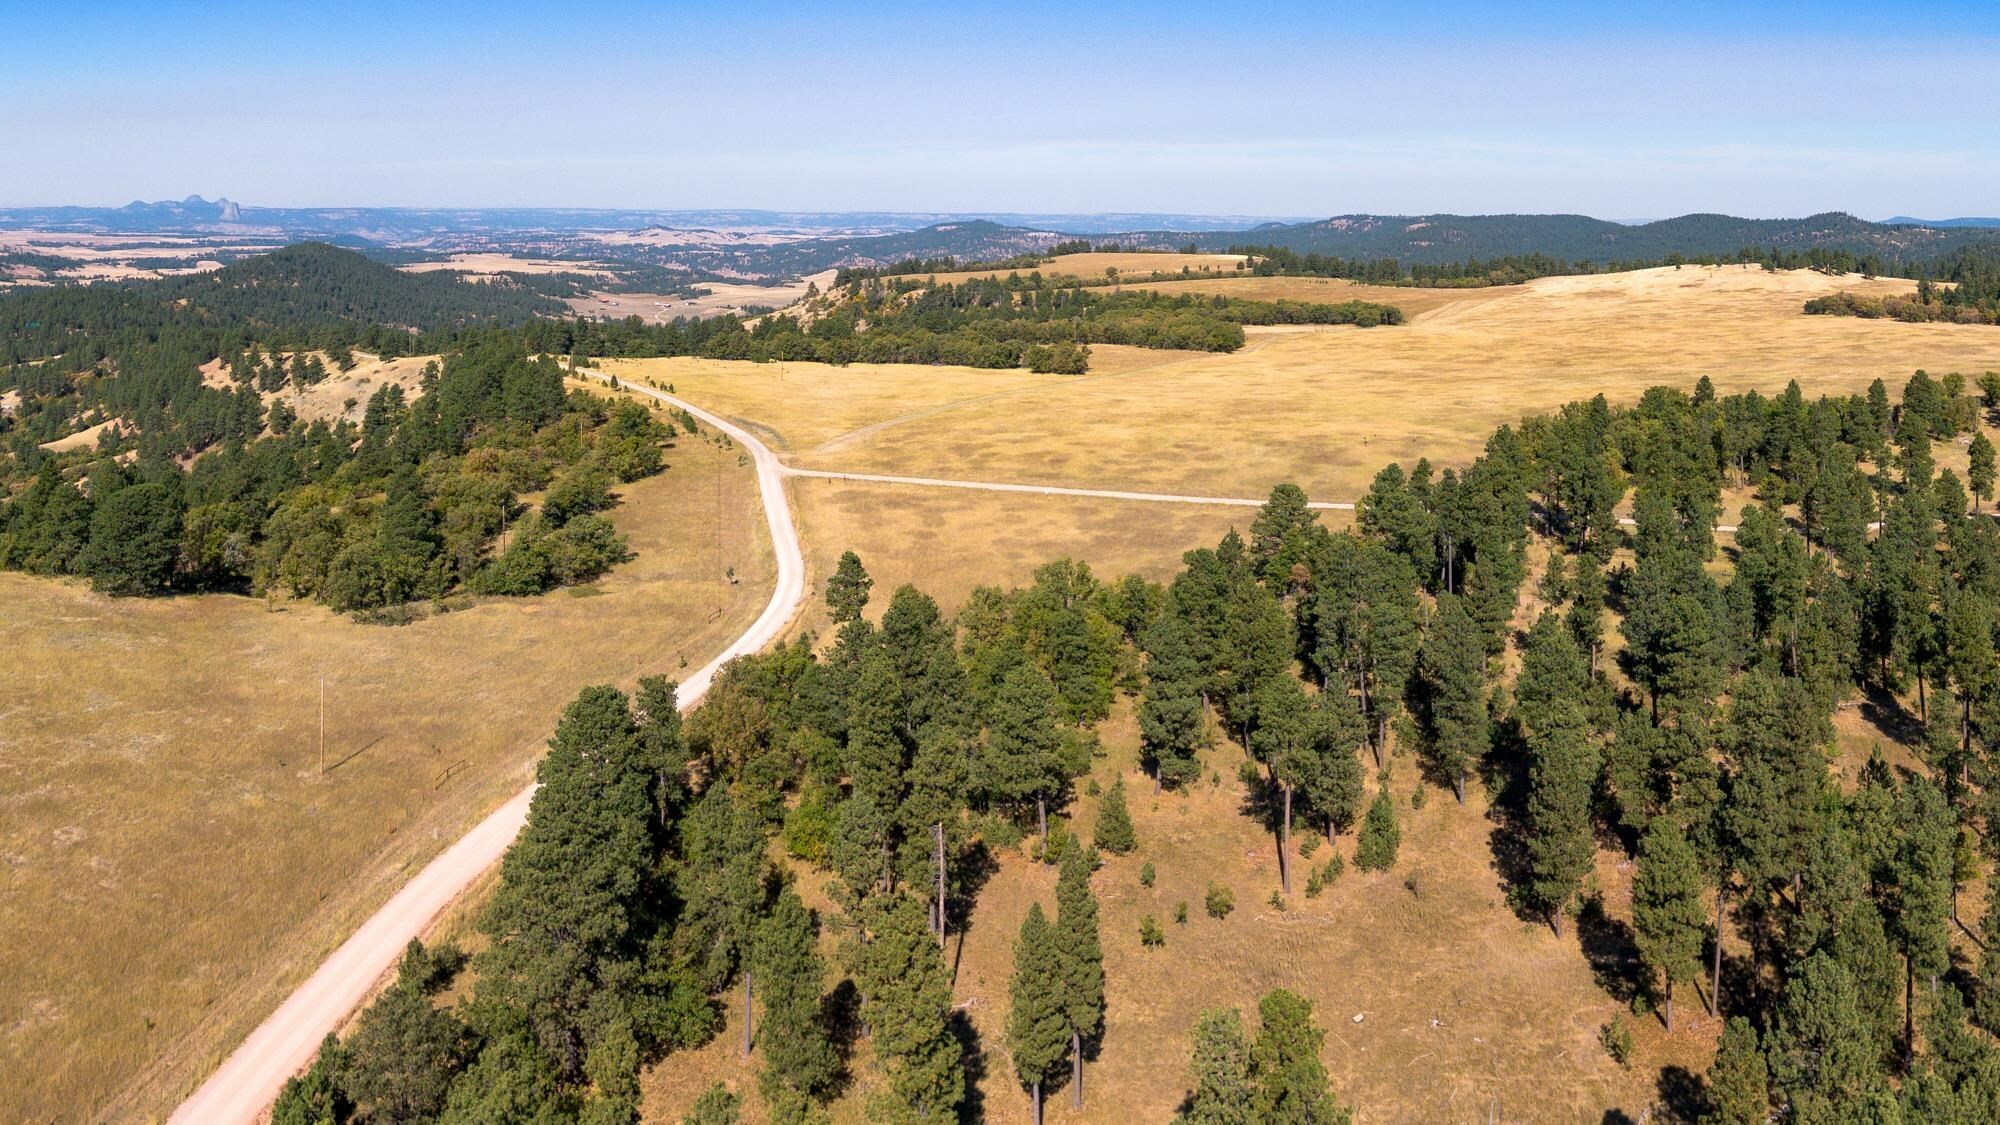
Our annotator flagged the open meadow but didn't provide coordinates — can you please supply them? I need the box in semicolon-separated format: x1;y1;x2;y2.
919;251;1248;286
633;264;2000;505
0;437;773;1121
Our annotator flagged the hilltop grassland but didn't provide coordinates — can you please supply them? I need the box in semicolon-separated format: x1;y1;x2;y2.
915;250;1250;286
0;440;771;1122
645;264;1998;506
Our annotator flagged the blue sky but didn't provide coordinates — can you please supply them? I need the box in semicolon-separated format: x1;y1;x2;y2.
4;0;1997;218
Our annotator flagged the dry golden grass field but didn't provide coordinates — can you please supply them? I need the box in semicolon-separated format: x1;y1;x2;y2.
1124;273;1514;319
920;251;1248;286
0;438;772;1122
638;265;2000;507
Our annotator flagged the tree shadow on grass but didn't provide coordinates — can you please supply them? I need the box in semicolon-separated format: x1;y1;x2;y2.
1655;1064;1709;1123
948;840;1001;986
1479;714;1540;925
952;1010;987;1125
1576;893;1645;1004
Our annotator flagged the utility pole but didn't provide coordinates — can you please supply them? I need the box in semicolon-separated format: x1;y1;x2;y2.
318;677;326;777
714;446;723;618
935;822;947;948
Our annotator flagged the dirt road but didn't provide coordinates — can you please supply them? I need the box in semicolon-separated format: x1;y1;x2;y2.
167;379;807;1124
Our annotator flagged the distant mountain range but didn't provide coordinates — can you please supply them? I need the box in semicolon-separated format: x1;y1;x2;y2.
0;197;1303;239
1173;211;2000;266
4;197;1997;279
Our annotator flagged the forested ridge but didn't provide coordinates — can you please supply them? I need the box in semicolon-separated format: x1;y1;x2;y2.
518;275;1401;375
289;365;2000;1122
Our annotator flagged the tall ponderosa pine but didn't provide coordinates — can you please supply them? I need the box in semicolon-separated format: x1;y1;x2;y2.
1517;615;1597;935
826;550;873;624
854;893;964;1123
679;785;772;1057
982;663;1066;843
1139;610;1209;789
1417;592;1487;802
634;675;689;829
1968;431;1995;511
1704;1017;1769;1125
1631;817;1706;1031
1006;903;1068;1125
1309;535;1421;763
1299;689;1367;839
1057;846;1106;1109
753;888;840;1121
1889;777;1954;1065
472;685;654;1080
1249;482;1320;588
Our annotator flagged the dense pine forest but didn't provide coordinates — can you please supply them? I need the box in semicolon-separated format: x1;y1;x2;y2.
0;247;673;609
280;366;2000;1122
519;275;1403;374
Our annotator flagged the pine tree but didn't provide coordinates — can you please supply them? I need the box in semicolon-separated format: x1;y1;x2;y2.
1766;951;1883;1124
754;889;839;1121
1006;903;1068;1125
1513;617;1600;937
1418;592;1488;802
1632;818;1706;1031
826;550;873;624
854;893;964;1123
1179;1007;1254;1125
1139;610;1209;789
1355;789;1399;872
79;480;183;595
1890;777;1954;1065
342;940;471;1123
1300;689;1367;839
1969;431;1996;512
1567;552;1607;671
1722;671;1828;898
473;685;653;1079
1249;989;1350;1124
1703;1017;1769;1125
1249;482;1319;587
1310;536;1421;763
1251;674;1312;890
679;786;771;1057
1056;846;1105;1109
981;663;1065;843
634;675;688;829
1093;776;1138;854
1977;860;2000;1035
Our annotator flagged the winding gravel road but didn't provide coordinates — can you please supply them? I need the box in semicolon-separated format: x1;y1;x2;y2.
172;375;1750;1121
168;380;806;1124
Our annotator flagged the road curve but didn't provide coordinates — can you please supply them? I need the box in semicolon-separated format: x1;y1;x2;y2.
168;378;807;1125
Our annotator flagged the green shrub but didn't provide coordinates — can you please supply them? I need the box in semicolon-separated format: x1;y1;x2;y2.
1139;915;1166;948
1174;901;1189;924
1205;883;1234;920
1600;1014;1634;1068
1139;860;1156;887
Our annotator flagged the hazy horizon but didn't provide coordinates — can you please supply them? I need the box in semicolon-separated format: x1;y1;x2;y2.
7;1;1998;219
